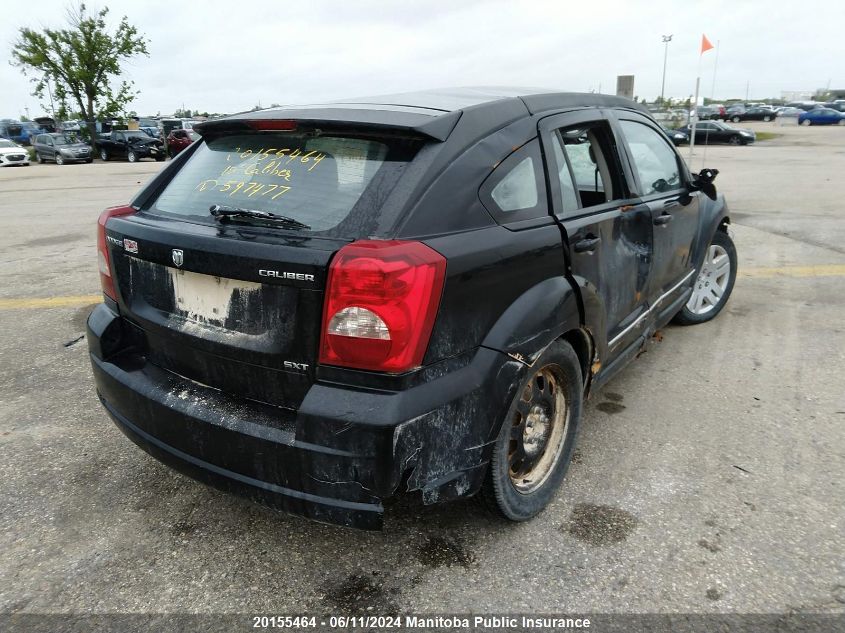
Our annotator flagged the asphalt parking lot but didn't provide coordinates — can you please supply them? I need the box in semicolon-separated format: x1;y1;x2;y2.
1;123;843;616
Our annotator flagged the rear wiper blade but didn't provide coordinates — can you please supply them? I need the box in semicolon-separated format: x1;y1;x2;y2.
209;205;311;230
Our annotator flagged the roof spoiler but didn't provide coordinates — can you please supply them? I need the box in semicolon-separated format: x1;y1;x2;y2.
195;108;461;142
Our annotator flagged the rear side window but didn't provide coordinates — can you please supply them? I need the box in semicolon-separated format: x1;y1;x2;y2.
479;138;548;224
149;133;418;233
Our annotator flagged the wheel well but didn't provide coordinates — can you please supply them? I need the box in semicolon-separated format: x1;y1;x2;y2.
560;328;592;385
719;216;730;232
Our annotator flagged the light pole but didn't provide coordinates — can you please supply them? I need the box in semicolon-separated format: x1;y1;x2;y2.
660;35;673;106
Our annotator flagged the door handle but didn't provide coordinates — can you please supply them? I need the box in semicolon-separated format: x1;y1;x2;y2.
574;236;601;253
654;213;674;226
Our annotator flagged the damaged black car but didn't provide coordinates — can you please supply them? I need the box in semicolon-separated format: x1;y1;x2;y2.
88;89;736;529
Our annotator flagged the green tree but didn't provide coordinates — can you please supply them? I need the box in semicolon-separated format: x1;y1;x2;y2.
10;3;149;143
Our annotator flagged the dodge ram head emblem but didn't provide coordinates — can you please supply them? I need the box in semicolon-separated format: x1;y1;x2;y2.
172;249;184;267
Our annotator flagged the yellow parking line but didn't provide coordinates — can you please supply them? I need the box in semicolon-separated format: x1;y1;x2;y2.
0;295;101;310
740;264;845;278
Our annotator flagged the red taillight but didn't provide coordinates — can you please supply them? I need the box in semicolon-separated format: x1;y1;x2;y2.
319;240;447;374
246;119;297;131
97;205;135;301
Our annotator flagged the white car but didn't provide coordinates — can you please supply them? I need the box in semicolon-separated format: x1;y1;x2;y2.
0;139;30;167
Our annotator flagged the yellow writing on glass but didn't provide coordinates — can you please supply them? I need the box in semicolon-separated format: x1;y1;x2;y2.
195;179;291;200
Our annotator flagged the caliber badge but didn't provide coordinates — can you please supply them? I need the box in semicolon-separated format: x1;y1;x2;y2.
172;249;184;267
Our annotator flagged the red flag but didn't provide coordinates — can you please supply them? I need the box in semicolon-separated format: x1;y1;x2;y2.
701;34;714;54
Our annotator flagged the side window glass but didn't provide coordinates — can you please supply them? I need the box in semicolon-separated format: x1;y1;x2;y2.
619;120;683;196
479;138;548;224
550;133;580;214
553;125;622;209
491;156;537;211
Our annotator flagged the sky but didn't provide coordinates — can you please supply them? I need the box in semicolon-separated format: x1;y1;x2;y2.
2;0;843;119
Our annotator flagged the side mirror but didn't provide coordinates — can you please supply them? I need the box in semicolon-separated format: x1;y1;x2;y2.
690;167;719;201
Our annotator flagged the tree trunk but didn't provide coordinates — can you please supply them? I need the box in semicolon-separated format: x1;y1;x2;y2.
85;95;96;150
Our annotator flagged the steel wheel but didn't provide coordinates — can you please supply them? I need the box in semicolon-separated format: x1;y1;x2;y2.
55;154;64;165
483;340;582;521
127;150;137;163
508;365;569;494
687;244;731;315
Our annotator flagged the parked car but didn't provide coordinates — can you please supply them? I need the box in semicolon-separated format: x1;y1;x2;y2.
166;128;200;157
32;133;93;164
0;119;41;145
661;124;689;145
695;105;725;120
785;101;822;112
676;121;756;145
777;107;804;120
728;107;776;122
798;108;845;126
88;89;735;529
0;138;30;166
96;130;166;162
822;102;845;113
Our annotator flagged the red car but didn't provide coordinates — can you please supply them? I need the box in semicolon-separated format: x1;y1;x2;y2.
166;129;200;157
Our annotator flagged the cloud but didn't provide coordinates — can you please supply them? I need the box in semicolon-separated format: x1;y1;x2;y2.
2;0;843;118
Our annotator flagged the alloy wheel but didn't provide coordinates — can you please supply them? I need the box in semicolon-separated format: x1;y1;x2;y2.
508;365;569;494
686;244;731;315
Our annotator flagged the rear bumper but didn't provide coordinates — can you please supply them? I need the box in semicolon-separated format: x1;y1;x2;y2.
88;304;514;529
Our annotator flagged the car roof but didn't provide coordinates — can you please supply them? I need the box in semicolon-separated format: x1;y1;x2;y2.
197;87;652;142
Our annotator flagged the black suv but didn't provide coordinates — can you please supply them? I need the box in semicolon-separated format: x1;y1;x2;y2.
88;89;736;529
32;132;93;164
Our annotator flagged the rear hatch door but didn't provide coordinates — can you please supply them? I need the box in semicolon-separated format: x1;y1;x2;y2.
106;125;423;410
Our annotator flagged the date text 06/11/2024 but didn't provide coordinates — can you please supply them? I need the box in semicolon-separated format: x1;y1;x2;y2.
250;615;592;629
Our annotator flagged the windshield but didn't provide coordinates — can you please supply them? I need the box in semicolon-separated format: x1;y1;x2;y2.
124;131;152;141
0;140;16;148
52;134;75;144
147;132;420;234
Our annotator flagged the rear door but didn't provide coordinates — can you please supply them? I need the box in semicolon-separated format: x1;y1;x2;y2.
112;131;127;157
539;109;653;360
106;127;421;410
612;113;700;315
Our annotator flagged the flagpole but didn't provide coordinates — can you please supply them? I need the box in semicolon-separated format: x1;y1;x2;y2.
689;57;702;161
702;40;720;167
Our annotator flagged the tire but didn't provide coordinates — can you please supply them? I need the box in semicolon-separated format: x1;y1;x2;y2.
481;340;582;521
763;115;771;122
673;230;737;325
155;156;165;162
36;153;44;164
801;119;812;126
731;116;741;123
85;158;93;164
838;119;845;126
728;135;742;145
127;150;137;163
100;149;109;161
55;154;64;166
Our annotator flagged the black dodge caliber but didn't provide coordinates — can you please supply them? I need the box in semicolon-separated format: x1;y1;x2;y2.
88;89;736;529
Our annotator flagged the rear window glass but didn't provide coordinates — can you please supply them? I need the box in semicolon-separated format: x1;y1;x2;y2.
149;133;412;233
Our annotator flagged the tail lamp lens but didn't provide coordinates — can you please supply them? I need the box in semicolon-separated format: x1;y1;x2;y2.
319;240;447;373
97;205;135;301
